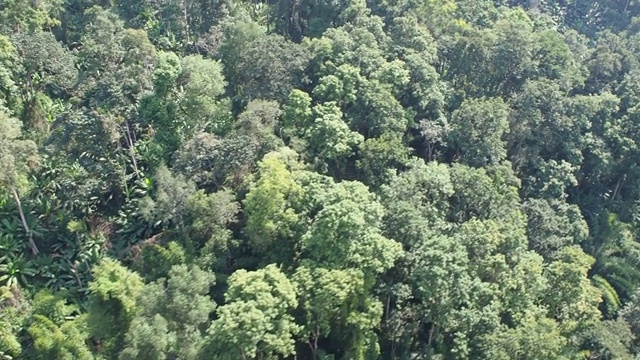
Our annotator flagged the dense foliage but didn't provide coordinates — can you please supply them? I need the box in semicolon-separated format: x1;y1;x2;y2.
2;0;640;358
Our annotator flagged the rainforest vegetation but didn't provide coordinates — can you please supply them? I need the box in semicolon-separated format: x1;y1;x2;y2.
3;0;640;358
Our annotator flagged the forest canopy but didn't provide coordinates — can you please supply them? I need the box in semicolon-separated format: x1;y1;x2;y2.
2;0;640;359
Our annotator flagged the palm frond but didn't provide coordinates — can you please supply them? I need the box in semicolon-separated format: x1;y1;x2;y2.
592;274;621;316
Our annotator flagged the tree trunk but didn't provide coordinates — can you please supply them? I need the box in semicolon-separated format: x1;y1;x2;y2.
10;186;38;255
306;326;323;359
124;119;140;178
427;325;436;347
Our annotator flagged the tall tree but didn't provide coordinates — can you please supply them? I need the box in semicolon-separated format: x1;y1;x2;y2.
86;258;144;358
0;107;38;254
449;97;509;167
120;264;216;360
200;264;299;360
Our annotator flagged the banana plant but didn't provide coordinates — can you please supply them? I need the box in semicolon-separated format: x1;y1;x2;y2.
0;233;24;260
0;254;37;288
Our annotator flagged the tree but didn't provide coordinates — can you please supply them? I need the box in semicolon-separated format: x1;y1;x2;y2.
72;7;156;178
292;266;379;359
381;158;454;246
355;132;411;188
405;216;550;358
478;311;572;360
77;7;156;113
0;35;20;114
544;246;602;335
301;180;402;276
243;153;303;263
312;64;362;106
134;241;186;281
449;97;509;167
587;214;640;316
86;259;144;358
293;265;385;360
219;16;311;106
380;156;558;358
489;10;538;95
522;198;589;260
185;189;239;267
139;164;195;228
579;318;635;360
387;16;444;122
200;264;299;360
120;264;216;360
620;289;640;351
349;77;409;138
172;132;265;191
0;0;62;32
305;101;363;174
448;162;522;223
11;31;76;135
535;29;585;89
176;54;229;135
0;107;38;254
0;285;29;358
281;89;313;139
507;79;590;174
27;290;93;360
44;108;132;220
139;52;230;165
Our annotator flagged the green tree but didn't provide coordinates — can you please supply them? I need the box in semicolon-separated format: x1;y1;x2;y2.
77;7;156;113
448;162;522;223
0;107;38;254
579;318;635;360
139;164;195;228
294;265;385;359
120;264;216;360
0;285;29;358
200;264;299;360
0;36;21;113
588;214;640;316
0;0;62;32
175;54;229;135
489;10;538;95
11;30;76;139
172;133;260;191
306;101;363;174
27;290;93;360
381;158;454;245
522;198;589;260
86;259;144;358
134;241;186;281
478;311;572;360
185;189;239;270
219;16;311;106
243;152;303;264
355;132;411;188
281;89;313;138
139;52;230;165
544;246;602;335
450;97;509;167
301;180;402;276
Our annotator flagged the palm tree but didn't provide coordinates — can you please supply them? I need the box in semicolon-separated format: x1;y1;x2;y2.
588;213;640;317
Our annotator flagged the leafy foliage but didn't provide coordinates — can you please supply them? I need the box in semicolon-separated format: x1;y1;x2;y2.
3;0;640;358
